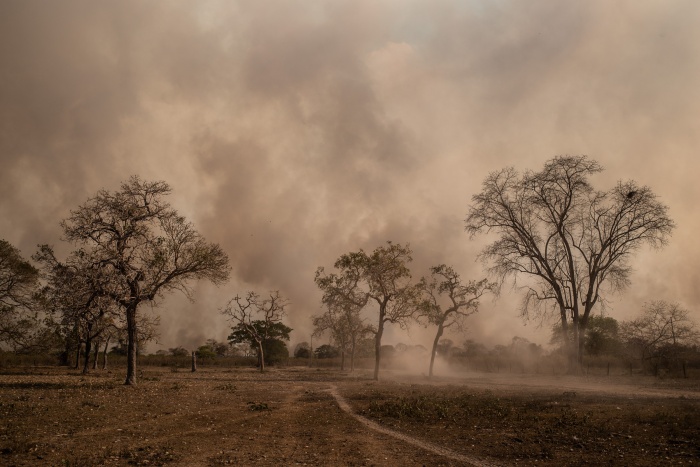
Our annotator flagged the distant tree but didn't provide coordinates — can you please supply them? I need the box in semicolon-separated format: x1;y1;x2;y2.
312;300;373;372
222;291;291;372
55;177;230;384
462;339;488;358
584;316;621;357
435;338;454;357
315;242;421;380
169;346;189;357
354;337;376;358
0;240;41;351
621;301;699;372
196;345;217;359
314;344;340;359
466;155;674;372
418;264;494;377
380;344;396;358
294;342;311;358
205;339;229;357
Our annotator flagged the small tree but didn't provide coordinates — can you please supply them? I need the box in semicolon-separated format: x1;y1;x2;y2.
57;177;230;385
418;264;494;378
315;242;421;380
466;155;674;371
0;240;41;351
221;291;291;372
293;342;311;358
621;301;699;373
312;301;373;372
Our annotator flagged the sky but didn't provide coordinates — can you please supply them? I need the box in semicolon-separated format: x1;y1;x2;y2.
1;0;699;353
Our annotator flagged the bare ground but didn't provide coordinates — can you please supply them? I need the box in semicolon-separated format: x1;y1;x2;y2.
0;365;698;466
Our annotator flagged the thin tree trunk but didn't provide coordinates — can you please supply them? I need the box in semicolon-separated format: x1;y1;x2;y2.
125;305;138;385
82;325;93;374
373;310;385;381
340;349;346;371
429;323;445;378
92;340;99;370
74;344;81;370
350;338;356;373
258;341;265;373
102;337;109;370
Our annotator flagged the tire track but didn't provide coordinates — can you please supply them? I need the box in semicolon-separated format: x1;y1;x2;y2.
328;385;501;467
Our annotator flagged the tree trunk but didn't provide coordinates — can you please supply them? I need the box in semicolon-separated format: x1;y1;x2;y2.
429;323;445;378
191;351;197;372
92;341;99;370
82;324;93;374
102;338;109;370
257;341;265;373
350;338;356;373
74;344;81;370
373;308;386;381
125;305;138;385
340;349;346;371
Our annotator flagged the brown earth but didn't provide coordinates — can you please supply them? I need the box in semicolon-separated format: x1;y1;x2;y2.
0;365;698;466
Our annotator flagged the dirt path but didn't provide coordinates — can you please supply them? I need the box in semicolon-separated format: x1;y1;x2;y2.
328;385;500;467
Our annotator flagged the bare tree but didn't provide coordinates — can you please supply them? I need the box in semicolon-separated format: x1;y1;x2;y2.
0;239;41;352
312;301;373;372
418;264;494;378
621;301;699;372
221;291;290;372
315;242;421;380
466;156;674;371
59;176;230;385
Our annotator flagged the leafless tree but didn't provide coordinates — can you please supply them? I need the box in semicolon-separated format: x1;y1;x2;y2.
315;242;421;380
418;264;494;378
0;239;41;352
466;156;674;371
621;301;699;372
312;301;373;372
221;290;289;372
58;176;230;384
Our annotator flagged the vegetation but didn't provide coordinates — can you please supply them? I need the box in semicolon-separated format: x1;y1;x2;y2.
221;291;292;371
417;264;494;378
466;155;675;372
0;240;41;352
315;242;422;380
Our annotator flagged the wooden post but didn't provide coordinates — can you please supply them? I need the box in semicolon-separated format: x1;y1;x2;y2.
191;351;197;372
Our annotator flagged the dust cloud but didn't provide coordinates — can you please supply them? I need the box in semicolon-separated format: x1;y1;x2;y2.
1;1;699;353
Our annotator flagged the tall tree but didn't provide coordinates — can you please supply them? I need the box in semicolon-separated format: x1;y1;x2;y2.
466;155;674;371
0;240;41;351
59;176;230;384
315;242;420;380
221;290;290;372
418;264;493;378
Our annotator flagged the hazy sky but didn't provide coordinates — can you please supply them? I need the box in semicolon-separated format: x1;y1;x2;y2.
2;0;699;352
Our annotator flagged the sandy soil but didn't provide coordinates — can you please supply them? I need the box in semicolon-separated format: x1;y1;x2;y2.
0;365;698;466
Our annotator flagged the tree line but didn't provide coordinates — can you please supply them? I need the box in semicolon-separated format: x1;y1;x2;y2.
1;155;690;381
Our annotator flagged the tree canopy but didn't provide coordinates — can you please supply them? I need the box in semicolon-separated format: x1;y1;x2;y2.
315;241;421;380
466;155;674;370
57;176;230;384
0;239;40;351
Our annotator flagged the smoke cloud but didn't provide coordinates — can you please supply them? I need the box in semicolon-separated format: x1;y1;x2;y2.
1;0;699;352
